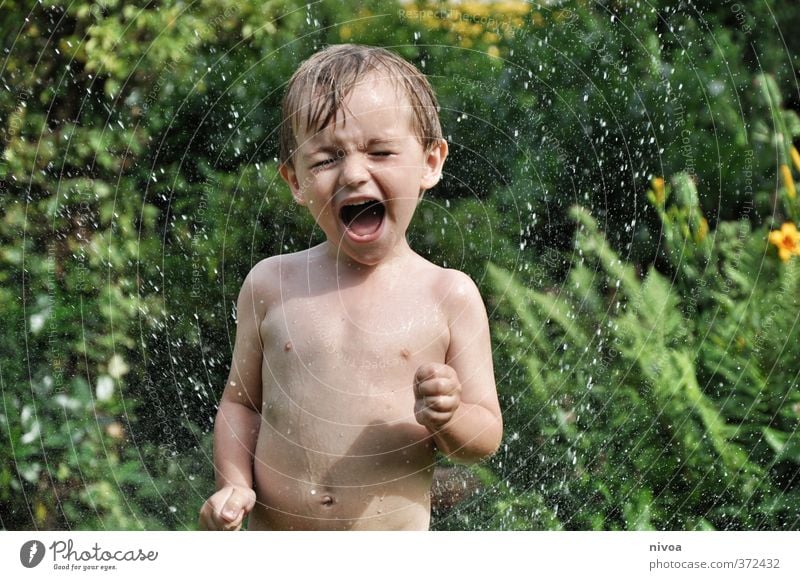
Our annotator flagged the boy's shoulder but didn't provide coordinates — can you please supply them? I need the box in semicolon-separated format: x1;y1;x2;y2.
418;263;488;336
412;256;484;314
249;247;320;276
239;249;313;296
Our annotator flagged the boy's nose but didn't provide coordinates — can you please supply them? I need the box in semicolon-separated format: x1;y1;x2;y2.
337;154;370;188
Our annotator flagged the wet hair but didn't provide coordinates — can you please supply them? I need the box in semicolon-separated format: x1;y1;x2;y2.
279;44;443;168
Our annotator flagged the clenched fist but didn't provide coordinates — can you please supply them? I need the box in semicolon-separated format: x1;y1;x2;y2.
198;485;256;531
413;363;461;431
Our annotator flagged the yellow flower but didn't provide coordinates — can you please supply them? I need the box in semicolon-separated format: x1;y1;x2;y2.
651;177;665;204
495;1;530;16
768;222;800;262
487;45;500;58
462;1;490;17
780;163;796;199
696;216;708;243
35;501;47;524
792;146;800;173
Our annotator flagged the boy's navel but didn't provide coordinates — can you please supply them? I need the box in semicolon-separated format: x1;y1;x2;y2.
311;488;336;507
400;348;411;359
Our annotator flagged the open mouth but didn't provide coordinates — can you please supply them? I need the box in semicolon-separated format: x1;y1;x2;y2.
339;200;385;237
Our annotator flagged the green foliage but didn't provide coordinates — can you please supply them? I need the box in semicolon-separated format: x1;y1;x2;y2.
477;177;800;530
2;0;799;530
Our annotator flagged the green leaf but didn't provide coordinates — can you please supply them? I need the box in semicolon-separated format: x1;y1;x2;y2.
783;110;800;138
762;428;800;464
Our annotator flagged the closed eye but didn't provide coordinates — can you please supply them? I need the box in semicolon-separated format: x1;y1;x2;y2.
311;157;338;170
370;151;394;158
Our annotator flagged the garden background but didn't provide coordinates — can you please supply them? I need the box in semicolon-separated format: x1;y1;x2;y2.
2;0;800;530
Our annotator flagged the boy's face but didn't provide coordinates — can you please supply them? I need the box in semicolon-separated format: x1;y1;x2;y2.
280;74;448;267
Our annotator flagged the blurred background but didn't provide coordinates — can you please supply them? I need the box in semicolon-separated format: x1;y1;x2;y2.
2;0;799;530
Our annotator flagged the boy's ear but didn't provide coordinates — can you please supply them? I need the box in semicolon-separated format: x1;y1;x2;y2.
420;139;448;191
279;162;306;205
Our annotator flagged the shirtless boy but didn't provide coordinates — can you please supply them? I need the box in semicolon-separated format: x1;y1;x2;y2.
199;44;502;531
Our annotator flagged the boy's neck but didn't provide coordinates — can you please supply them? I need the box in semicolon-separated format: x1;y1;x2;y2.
320;238;415;277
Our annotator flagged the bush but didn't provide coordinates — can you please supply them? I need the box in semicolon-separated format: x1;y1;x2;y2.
2;0;799;530
442;172;799;530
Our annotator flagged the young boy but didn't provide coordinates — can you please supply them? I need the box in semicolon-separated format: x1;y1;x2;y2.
199;44;502;531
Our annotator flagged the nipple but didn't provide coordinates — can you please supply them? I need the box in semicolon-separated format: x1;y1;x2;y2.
284;341;293;352
400;348;411;360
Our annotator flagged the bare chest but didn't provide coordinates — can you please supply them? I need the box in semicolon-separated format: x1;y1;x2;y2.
258;288;449;423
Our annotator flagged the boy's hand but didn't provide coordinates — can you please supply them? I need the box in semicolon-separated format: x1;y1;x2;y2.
198;485;256;531
413;363;462;432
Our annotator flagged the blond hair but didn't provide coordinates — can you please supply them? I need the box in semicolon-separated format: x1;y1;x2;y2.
279;44;442;167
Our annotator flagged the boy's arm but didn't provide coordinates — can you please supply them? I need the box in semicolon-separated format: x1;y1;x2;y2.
199;267;266;530
414;271;503;463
